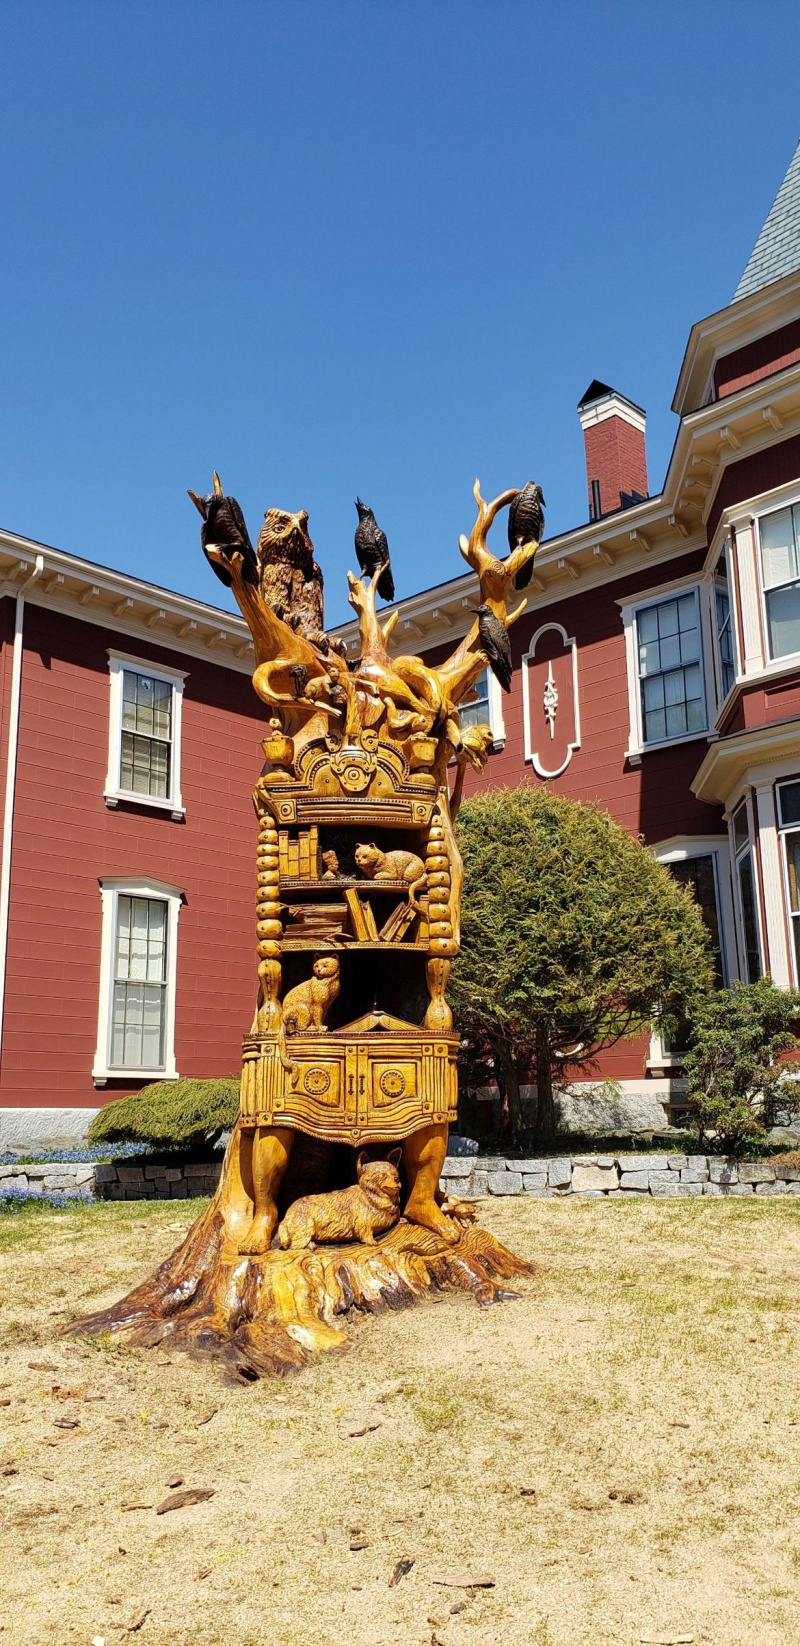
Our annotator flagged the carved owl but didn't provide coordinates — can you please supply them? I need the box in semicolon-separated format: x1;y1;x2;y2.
257;508;321;629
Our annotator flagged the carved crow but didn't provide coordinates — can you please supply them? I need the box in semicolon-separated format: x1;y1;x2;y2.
188;472;258;589
508;482;546;589
472;603;512;694
354;499;395;601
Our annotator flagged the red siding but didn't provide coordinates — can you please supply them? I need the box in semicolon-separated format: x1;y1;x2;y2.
714;317;800;399
707;434;800;541
429;553;721;845
719;671;800;734
2;604;269;1111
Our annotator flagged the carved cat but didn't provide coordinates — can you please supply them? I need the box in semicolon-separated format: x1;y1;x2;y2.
277;1152;402;1250
282;955;340;1034
354;843;427;912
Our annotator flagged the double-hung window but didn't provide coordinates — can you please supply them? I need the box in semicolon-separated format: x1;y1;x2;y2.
778;779;800;984
105;653;187;817
635;592;705;745
93;878;182;1082
758;501;800;661
732;801;762;984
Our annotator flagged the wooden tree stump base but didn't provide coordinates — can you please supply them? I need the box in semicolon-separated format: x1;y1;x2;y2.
70;1133;534;1380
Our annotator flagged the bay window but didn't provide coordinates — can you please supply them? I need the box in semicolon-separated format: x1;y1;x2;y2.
778;779;800;984
758;501;800;661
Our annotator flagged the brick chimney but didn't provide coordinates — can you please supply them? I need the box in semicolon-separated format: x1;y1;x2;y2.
578;380;648;521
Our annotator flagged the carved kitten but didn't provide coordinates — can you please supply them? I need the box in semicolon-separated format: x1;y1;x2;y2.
282;955;340;1034
277;1152;402;1250
354;843;427;912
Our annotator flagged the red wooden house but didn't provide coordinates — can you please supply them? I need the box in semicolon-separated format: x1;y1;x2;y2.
3;140;800;1145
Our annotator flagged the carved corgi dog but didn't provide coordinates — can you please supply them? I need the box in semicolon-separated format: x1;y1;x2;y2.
277;1152;402;1250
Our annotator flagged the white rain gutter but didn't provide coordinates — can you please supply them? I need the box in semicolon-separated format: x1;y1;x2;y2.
0;555;44;1064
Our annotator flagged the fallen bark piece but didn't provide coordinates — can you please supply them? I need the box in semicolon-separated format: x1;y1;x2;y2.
431;1572;495;1588
519;1487;536;1497
156;1487;215;1514
196;1567;211;1580
53;1417;79;1429
166;1475;184;1489
449;1602;466;1615
610;1488;646;1504
349;1538;369;1551
2;1466;19;1477
121;1503;153;1512
339;1415;382;1439
0;1398;11;1408
389;1557;414;1586
126;1608;151;1633
639;1636;694;1644
193;1408;218;1428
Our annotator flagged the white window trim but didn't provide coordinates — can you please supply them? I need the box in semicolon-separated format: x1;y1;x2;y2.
620;579;713;762
521;622;581;778
647;838;737;1071
105;651;187;819
93;875;183;1085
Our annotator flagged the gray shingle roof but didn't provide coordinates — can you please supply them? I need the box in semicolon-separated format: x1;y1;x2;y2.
735;138;800;300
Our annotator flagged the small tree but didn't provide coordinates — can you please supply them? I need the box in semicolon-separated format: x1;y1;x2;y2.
451;786;714;1148
88;1077;240;1153
683;977;800;1153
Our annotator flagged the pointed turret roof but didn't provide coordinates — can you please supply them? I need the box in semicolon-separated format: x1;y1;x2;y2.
735;137;800;301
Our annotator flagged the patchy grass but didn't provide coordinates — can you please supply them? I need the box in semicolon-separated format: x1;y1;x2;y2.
1;1196;800;1644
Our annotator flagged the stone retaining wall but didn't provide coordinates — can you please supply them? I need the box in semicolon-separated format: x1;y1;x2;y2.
441;1152;800;1197
3;1151;800;1203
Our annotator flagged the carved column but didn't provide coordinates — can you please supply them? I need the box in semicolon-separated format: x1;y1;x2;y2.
424;810;456;1029
254;802;282;1033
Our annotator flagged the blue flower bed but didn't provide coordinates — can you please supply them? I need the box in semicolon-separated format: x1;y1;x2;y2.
0;1142;151;1167
0;1184;93;1214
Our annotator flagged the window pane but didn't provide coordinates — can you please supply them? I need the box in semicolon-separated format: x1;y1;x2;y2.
677;593;697;631
658;600;679;638
738;854;762;983
644;706;666;741
760;505;797;589
643;675;665;711
460;669;490;730
766;582;800;660
785;832;800;914
120;731;170;799
778;781;800;828
637;606;659;643
659;634;681;672
732;802;750;856
670;856;724;986
665;703;687;737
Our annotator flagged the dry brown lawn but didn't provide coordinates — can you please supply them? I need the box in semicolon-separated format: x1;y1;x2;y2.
2;1194;800;1646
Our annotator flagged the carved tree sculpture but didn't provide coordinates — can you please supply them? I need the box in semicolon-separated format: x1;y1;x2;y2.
73;477;542;1379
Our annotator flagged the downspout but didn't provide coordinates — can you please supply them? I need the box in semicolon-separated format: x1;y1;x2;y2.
0;555;44;1066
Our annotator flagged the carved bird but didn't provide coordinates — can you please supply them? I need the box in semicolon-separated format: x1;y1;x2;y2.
508;482;546;589
472;604;512;694
187;472;258;589
354;499;395;601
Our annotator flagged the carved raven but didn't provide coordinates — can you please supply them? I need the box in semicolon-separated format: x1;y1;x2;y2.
354;499;395;601
188;472;258;589
473;603;512;694
508;482;546;589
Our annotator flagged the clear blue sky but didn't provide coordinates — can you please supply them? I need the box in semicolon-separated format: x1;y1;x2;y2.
2;1;800;625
